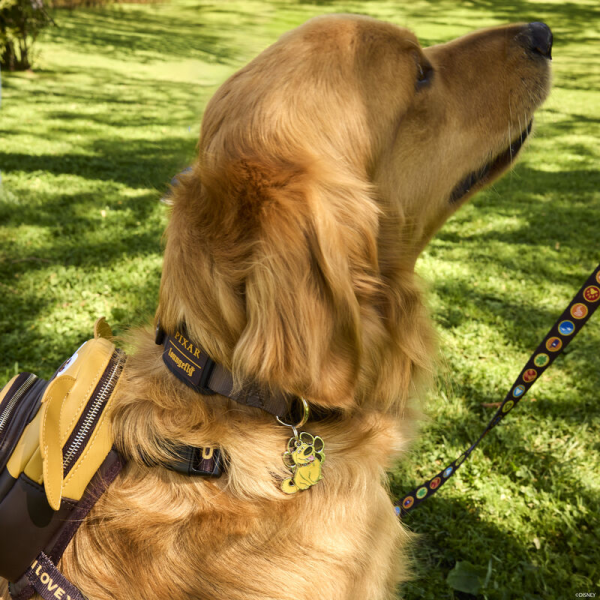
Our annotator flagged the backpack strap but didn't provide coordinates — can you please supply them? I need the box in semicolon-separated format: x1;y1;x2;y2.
11;553;89;600
7;450;125;600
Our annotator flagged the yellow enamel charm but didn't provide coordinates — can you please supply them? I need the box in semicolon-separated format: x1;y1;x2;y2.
281;431;325;494
277;397;325;494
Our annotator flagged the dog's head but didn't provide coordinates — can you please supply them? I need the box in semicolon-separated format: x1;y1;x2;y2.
158;15;551;412
370;20;552;254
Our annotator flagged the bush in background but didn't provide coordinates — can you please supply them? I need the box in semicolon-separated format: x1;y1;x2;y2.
0;0;54;70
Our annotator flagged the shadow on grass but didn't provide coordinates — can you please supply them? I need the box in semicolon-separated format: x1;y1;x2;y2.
436;161;600;249
0;131;193;271
293;0;600;30
0;138;193;189
47;6;241;64
393;486;598;599
0;133;190;355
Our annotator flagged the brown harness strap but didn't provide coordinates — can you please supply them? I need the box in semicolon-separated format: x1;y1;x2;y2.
7;450;125;600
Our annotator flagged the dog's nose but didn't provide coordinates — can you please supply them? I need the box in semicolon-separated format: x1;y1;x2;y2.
528;22;553;59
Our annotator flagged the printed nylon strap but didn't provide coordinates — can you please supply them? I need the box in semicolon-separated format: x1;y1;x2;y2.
396;263;600;516
160;330;292;418
18;554;87;600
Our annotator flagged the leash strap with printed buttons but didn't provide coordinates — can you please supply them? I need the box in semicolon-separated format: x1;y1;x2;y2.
396;263;600;517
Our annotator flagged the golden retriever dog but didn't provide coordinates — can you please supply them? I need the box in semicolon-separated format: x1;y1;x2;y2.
1;13;552;600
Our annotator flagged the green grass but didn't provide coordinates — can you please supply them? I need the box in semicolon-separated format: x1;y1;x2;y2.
1;0;599;598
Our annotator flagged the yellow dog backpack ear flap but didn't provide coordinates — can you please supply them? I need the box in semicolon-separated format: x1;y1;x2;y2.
38;332;124;510
94;315;113;340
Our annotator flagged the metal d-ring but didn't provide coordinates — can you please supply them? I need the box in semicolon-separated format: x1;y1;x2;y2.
276;397;310;431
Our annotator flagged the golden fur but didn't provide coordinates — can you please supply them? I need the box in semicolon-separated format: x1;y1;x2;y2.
1;14;551;600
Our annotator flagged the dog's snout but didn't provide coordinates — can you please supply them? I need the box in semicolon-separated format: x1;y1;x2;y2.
527;22;553;59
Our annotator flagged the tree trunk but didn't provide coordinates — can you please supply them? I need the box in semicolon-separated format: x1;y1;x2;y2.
1;41;16;71
18;35;30;69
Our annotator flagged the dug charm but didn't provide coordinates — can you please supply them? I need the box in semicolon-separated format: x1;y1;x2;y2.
281;430;325;494
276;397;325;494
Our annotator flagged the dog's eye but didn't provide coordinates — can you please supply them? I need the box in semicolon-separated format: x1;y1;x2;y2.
416;63;433;90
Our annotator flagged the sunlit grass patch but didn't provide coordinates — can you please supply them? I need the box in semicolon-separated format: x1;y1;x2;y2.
1;0;598;598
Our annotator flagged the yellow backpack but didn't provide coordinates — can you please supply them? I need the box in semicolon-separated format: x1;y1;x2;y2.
0;317;125;588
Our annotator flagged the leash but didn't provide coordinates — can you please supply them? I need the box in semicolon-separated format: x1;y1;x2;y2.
396;263;600;517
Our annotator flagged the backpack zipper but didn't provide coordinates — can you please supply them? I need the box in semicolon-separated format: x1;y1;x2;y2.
0;374;38;437
62;351;124;474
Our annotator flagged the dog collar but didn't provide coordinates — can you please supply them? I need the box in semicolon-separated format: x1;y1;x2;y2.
156;323;329;495
156;323;293;420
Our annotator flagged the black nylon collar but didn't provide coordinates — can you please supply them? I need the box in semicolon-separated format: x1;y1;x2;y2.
156;324;293;420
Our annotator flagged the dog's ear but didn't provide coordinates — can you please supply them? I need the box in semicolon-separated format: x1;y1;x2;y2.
157;19;436;417
226;155;380;410
157;30;389;412
312;436;325;453
160;153;381;410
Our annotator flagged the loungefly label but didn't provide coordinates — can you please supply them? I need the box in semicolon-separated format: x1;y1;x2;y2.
167;346;197;377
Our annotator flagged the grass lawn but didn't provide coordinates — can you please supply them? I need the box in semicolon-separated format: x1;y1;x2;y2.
1;0;599;598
